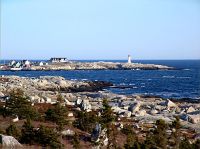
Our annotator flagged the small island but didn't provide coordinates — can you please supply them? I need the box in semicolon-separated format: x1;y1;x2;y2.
0;56;174;71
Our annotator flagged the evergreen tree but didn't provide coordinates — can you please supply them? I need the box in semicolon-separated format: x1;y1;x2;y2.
171;117;181;149
6;123;20;140
20;118;35;145
153;119;168;149
73;111;99;133
45;96;68;131
4;89;38;120
100;99;115;128
35;125;62;149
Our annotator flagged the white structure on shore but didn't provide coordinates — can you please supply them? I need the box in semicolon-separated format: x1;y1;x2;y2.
50;58;68;63
128;55;132;64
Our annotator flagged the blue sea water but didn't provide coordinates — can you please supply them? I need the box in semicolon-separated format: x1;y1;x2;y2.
0;60;200;100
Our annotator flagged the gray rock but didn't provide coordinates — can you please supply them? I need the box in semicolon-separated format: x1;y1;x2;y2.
81;99;92;111
0;134;22;148
129;102;141;113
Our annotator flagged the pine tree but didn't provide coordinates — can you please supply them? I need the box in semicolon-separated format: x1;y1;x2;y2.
45;95;68;131
152;119;168;149
100;99;115;128
20;118;35;145
6;123;20;140
36;125;62;148
73;111;99;133
171;117;181;149
4;89;38;120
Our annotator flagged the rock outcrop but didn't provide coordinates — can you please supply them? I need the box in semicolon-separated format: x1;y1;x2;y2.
0;134;22;148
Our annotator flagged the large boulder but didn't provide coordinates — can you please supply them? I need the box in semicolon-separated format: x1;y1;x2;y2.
91;123;108;147
81;99;92;111
165;99;177;109
0;134;22;148
188;114;200;124
186;106;196;113
129;102;141;113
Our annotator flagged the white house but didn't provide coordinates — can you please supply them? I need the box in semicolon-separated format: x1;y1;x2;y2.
50;58;68;63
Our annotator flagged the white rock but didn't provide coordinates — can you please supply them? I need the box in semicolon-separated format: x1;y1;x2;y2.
44;97;52;103
76;98;82;105
136;110;147;116
81;99;92;111
61;129;75;136
12;116;19;123
150;109;159;115
165;99;177;109
186;106;196;113
65;99;75;106
68;112;74;117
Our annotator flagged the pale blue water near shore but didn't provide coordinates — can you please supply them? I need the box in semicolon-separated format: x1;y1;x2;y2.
0;60;200;100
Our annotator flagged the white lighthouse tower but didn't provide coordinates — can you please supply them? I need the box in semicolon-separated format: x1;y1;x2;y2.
128;55;132;64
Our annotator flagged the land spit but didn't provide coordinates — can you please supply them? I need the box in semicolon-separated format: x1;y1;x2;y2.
0;75;200;147
0;61;174;71
31;62;174;70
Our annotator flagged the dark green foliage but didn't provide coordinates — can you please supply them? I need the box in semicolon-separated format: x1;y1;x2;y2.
72;133;80;149
20;119;62;148
3;89;39;120
45;102;68;131
73;111;99;133
20;118;35;145
153;119;168;149
100;99;115;128
171;117;181;149
35;125;62;149
179;138;193;149
6;123;20;140
123;125;137;149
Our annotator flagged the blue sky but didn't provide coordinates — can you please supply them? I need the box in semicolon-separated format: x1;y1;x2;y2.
1;0;200;60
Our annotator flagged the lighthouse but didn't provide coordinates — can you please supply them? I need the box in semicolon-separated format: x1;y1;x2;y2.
128;55;132;63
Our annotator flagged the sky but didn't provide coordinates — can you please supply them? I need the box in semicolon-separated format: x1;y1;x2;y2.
1;0;200;60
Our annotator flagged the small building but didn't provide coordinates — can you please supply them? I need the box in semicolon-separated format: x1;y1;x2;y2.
9;60;16;66
22;60;31;68
39;62;44;66
15;62;22;68
50;58;68;63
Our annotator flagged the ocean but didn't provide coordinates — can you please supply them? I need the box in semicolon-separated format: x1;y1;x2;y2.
0;60;200;100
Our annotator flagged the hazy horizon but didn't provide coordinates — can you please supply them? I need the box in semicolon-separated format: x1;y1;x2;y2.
1;0;200;60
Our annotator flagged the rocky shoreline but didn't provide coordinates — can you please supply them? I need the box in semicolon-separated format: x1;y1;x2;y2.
0;61;174;71
31;62;174;70
0;75;200;148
